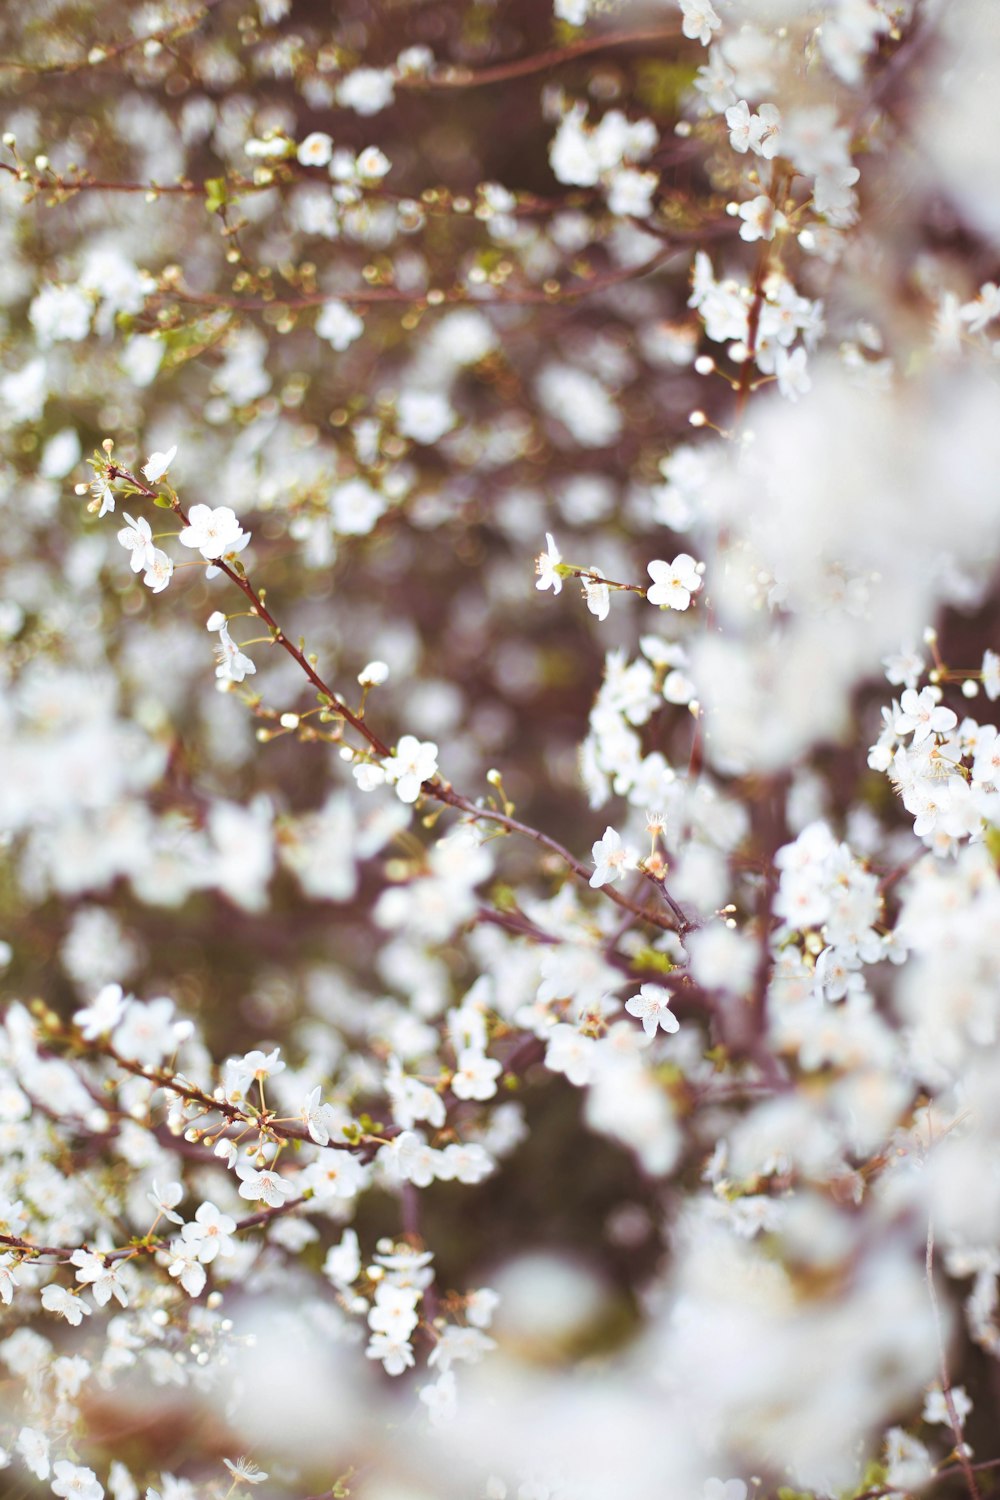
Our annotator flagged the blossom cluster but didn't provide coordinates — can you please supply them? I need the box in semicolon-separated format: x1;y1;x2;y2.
3;0;1000;1497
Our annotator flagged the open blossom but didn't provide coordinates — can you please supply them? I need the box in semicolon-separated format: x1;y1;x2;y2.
589;825;637;887
680;0;721;46
0;1254;19;1305
213;621;256;683
535;532;563;594
70;1249;128;1307
142;548;174;593
234;1160;295;1206
382;735;439;803
296;131;333;166
51;1460;104;1500
222;1459;269;1487
450;1048;502;1101
774;346;811;401
182;1201;237;1263
178;504;251;561
40;1283;92;1325
894;687;958;745
74;983;128;1040
316;299;365;350
738;194;783;243
726;100;782;159
625;983;680;1037
646;554;703;610
141;445;177;483
583;566;610;621
117;513;157;575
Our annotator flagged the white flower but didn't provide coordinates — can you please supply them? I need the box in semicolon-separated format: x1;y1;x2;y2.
625;983;679;1037
583;566;610;621
359;660;390;686
738;194;782;243
544;1024;597;1087
365;1330;414;1375
222;1459;268;1487
589;825;637;887
16;1427;49;1481
982;648;1000;701
182;1201;237;1263
74;983;128;1040
29;283;92;346
324;1228;362;1287
296;131;333;167
316;299;365;351
368;1282;421;1340
750;102;782;159
70;1249;128;1307
895;687;957;745
141;445;177;483
117;513;157;575
419;1369;457;1428
725;100;753;153
923;1384;972;1426
397;389;456;445
147;1180;184;1225
535;533;563;595
382;735;439;803
41;1284;92;1325
680;0;721;46
166;1240;207;1298
178;504;251;561
646;554;702;610
0;1253;19;1304
774;346;811;401
234;1160;295;1207
213;622;256;683
143;549;174;593
356;145;391;178
451;1048;502;1101
338;68;395;116
51;1459;104;1500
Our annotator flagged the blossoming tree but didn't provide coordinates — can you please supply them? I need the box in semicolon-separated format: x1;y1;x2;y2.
2;0;1000;1497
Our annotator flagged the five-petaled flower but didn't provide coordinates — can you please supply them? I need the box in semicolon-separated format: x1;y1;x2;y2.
894;686;958;745
646;554;703;610
589;826;637;888
535;532;563;595
382;735;439;803
178;504;252;562
117;512;157;575
625;982;680;1037
141;444;178;483
214;621;256;683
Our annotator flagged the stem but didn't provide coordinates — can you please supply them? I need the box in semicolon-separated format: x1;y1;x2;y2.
105;463;692;934
926;1212;982;1500
399;25;681;90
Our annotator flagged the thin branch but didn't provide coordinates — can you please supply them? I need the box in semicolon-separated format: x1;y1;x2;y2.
398;25;683;90
151;241;684;314
104;463;691;934
0;0;225;77
0;1195;307;1264
926;1211;982;1500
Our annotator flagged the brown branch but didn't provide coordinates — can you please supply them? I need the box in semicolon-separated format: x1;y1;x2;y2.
104;463;690;934
0;1195;307;1265
150;241;682;314
0;0;225;77
399;25;683;90
926;1212;982;1500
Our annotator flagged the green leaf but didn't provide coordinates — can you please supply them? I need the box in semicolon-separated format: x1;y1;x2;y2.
204;176;228;214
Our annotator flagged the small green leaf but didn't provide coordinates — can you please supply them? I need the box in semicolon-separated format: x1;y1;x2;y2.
204;176;228;214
